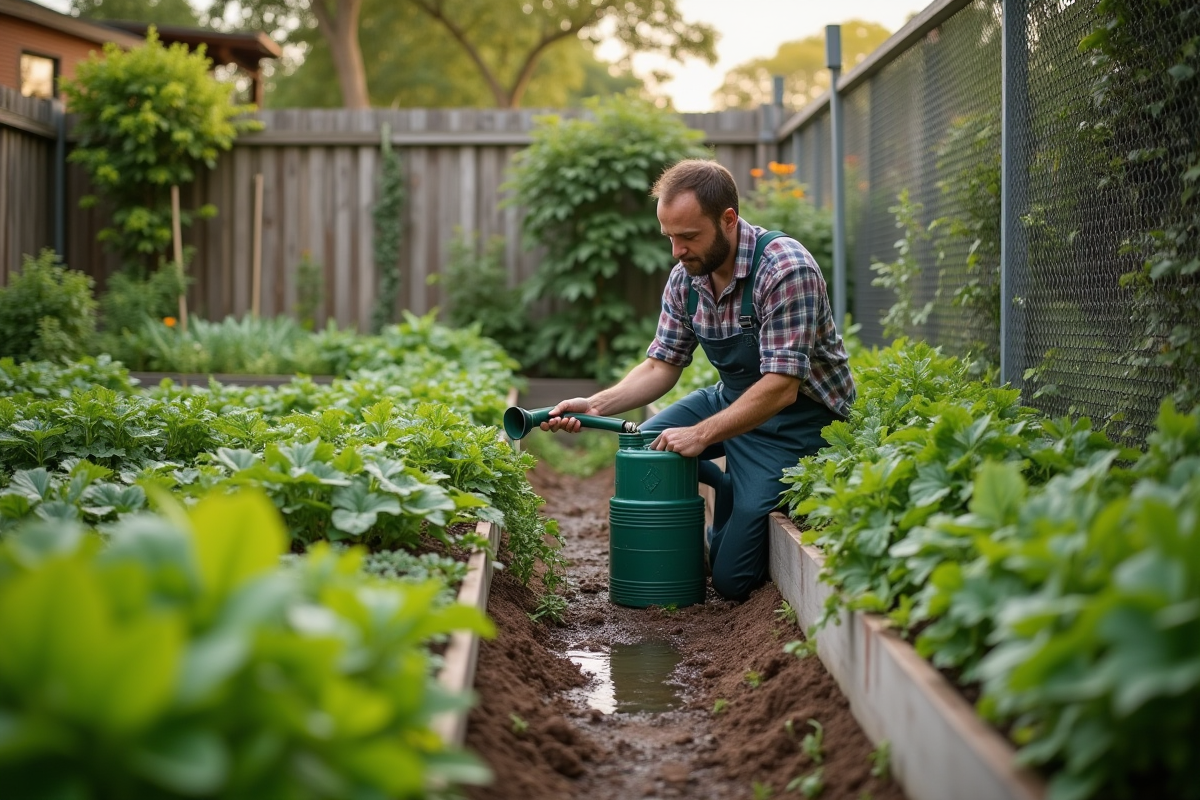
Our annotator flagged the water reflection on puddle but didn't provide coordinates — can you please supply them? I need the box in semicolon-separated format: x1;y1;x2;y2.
567;641;683;714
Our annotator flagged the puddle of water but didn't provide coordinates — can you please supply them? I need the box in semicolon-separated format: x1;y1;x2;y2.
567;640;683;714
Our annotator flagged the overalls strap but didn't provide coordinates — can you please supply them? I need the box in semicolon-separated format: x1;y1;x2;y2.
686;230;786;329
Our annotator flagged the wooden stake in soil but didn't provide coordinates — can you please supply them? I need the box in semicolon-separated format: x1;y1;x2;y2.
171;184;189;334
251;172;264;318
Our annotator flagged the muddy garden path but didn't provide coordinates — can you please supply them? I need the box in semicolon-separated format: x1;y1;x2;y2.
463;461;906;800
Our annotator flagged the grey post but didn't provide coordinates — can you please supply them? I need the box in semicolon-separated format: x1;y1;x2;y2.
1000;0;1030;386
53;98;65;257
826;24;847;331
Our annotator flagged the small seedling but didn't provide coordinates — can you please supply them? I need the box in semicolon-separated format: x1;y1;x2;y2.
660;602;679;615
801;719;825;764
527;593;567;625
744;670;763;689
751;781;775;800
869;739;891;780
786;766;825;798
783;638;817;659
783;718;796;740
509;713;528;735
771;626;783;639
711;698;730;716
775;601;799;626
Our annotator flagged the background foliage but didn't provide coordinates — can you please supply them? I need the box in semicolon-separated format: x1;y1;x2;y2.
508;93;708;379
0;251;97;364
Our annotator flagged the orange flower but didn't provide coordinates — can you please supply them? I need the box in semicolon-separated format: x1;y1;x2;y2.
769;161;797;176
750;168;764;179
163;316;177;328
791;188;805;199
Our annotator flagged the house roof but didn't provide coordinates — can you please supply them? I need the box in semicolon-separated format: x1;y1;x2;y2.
103;22;282;72
0;0;143;48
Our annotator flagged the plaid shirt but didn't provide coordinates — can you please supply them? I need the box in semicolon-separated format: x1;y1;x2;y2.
647;219;856;417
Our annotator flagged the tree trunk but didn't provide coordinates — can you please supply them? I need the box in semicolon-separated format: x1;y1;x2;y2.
313;0;370;109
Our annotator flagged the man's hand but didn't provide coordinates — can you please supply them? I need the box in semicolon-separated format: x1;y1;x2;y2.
650;425;709;458
540;397;597;434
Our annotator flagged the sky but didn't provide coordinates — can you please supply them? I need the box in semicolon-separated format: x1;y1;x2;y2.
626;0;931;111
33;0;932;111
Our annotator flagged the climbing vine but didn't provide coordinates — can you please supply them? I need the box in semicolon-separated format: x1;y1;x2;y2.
1082;0;1200;409
371;126;406;333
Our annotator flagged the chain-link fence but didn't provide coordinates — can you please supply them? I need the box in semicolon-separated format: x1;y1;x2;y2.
788;0;1200;442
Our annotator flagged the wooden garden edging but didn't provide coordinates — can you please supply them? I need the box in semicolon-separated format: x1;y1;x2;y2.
432;517;502;746
768;513;1046;800
431;386;518;746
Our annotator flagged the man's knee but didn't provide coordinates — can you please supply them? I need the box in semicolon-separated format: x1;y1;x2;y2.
710;563;766;603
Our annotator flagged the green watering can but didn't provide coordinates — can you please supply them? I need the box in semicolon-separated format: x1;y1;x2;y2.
505;407;706;609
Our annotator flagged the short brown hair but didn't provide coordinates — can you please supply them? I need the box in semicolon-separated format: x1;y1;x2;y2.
651;159;739;224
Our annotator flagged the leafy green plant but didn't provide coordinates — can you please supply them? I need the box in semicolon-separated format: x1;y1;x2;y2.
510;713;529;736
0;250;97;363
0;488;493;798
752;781;775;800
1083;0;1200;411
96;266;188;364
869;740;890;781
744;670;763;689
801;719;825;764
528;593;568;625
774;600;799;626
711;698;729;716
786;766;825;798
61;28;259;271
122;315;336;376
507;93;708;379
870;190;935;341
372;127;405;333
294;249;324;330
783;639;817;659
442;228;532;367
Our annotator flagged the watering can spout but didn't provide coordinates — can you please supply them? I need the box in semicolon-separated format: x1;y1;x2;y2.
503;406;640;440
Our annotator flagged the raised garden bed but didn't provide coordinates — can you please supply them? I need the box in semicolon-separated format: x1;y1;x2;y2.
769;513;1045;800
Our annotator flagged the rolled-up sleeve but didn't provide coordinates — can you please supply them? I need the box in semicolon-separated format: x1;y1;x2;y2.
756;245;823;379
646;268;697;367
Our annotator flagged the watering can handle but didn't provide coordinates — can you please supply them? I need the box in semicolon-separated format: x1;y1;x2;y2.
503;406;640;440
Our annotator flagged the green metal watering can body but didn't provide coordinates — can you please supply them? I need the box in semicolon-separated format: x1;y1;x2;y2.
503;408;706;609
609;432;706;609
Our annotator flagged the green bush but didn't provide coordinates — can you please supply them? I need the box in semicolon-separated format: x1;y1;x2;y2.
442;229;532;366
62;28;259;271
507;93;709;379
97;263;188;365
0;488;492;798
0;250;97;363
121;315;335;376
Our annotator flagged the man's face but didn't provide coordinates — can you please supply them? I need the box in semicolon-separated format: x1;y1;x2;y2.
657;192;736;278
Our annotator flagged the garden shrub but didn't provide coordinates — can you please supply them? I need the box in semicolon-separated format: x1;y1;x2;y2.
0;250;97;363
743;162;834;288
507;93;709;379
62;28;259;272
97;265;188;366
442;228;532;366
0;488;492;798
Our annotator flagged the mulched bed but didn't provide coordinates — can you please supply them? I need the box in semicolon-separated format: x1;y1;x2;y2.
465;462;907;800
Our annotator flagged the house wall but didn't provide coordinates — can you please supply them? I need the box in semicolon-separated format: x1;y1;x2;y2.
0;12;111;100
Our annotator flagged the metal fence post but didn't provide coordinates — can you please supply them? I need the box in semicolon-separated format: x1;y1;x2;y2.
1000;0;1030;386
826;24;847;330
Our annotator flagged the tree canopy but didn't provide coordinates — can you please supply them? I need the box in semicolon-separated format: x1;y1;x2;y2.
70;0;201;26
209;0;715;108
714;20;892;110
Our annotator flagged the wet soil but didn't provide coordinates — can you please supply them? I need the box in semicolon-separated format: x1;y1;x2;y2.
465;463;906;800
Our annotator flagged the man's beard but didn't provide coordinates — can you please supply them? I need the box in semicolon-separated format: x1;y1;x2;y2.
682;228;732;277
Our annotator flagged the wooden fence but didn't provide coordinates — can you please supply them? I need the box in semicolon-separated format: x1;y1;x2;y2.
2;100;774;329
0;86;56;286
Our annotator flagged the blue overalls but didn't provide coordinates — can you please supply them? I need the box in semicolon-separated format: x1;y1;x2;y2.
642;232;838;601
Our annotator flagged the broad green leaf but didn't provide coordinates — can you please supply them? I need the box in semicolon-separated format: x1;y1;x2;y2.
215;447;259;473
970;461;1025;526
331;482;401;536
188;490;286;609
6;469;53;502
131;728;230;794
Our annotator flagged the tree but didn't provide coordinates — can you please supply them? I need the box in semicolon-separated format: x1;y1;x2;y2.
62;29;260;271
268;5;641;109
714;20;891;110
406;0;717;108
211;0;713;109
209;0;371;108
70;0;200;26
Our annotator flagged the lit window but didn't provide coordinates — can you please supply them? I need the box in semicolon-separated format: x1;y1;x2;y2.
20;53;57;99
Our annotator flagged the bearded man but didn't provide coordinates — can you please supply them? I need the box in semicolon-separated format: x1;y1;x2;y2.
544;158;855;601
